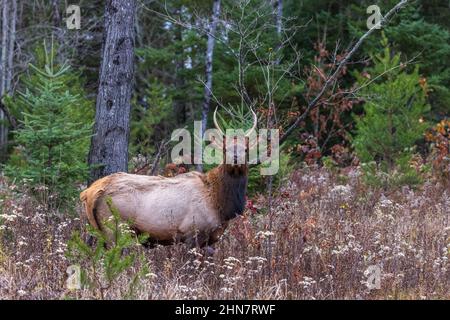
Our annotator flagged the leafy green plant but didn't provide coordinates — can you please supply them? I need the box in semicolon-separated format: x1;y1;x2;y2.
66;197;149;299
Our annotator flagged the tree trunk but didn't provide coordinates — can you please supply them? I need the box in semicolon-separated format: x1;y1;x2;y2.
88;0;136;183
198;0;221;171
274;0;282;36
51;0;65;46
0;0;17;158
173;20;186;125
52;0;61;27
6;0;16;93
0;0;9;95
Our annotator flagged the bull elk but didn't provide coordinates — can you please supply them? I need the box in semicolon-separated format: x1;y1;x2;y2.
80;108;257;249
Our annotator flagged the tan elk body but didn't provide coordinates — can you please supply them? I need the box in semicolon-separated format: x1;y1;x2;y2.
80;109;256;248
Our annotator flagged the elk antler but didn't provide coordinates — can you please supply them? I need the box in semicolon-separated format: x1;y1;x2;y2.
213;106;257;137
245;108;257;137
213;106;225;137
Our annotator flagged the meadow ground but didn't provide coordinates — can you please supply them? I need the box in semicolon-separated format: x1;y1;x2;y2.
0;166;449;299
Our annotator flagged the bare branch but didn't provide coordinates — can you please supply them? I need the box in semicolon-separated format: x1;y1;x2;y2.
279;0;409;144
150;139;171;176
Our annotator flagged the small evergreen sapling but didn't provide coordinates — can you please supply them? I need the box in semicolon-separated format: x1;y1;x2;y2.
4;42;92;208
353;35;430;187
66;197;149;299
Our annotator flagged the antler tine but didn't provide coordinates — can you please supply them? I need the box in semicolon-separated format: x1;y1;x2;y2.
245;108;258;137
213;106;226;137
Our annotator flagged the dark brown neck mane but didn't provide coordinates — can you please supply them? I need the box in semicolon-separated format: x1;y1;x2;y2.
205;164;248;222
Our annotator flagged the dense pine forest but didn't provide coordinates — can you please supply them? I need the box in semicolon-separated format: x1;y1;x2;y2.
0;0;449;300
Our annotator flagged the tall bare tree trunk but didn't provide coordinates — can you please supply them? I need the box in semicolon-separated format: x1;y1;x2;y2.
88;0;136;183
0;0;17;159
275;0;282;36
0;0;9;156
198;0;221;171
52;0;61;27
6;0;16;92
51;0;65;46
173;20;186;125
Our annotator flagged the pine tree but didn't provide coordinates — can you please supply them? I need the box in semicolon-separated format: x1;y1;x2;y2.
353;35;430;184
66;197;149;299
4;42;92;208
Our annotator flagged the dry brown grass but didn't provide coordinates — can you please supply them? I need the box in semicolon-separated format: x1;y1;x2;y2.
0;166;449;300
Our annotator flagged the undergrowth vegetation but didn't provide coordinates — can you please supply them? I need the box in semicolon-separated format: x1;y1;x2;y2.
0;166;448;299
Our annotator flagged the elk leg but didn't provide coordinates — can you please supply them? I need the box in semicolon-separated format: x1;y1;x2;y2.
184;230;209;249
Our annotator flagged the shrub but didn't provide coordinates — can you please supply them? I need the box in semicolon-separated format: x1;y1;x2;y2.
3;41;93;209
66;198;149;299
353;35;430;187
425;119;450;181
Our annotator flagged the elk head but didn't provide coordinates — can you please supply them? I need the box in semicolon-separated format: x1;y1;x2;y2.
205;107;258;221
212;106;257;173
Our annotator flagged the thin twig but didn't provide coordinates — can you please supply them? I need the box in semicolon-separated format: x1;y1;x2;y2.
279;0;409;144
